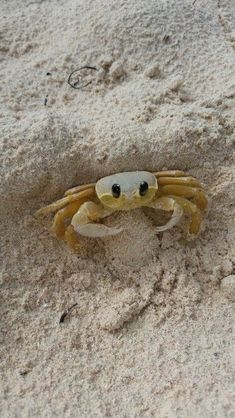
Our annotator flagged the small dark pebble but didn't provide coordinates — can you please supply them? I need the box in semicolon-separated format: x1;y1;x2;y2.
163;35;170;43
59;303;78;323
44;94;48;106
19;369;30;376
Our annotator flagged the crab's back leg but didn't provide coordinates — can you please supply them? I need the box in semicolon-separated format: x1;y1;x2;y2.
159;185;208;210
64;225;84;252
157;176;202;188
64;183;96;196
34;188;95;217
71;201;122;238
52;197;91;239
169;196;203;234
154;170;186;177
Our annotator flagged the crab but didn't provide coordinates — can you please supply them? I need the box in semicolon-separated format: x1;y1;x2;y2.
35;170;208;250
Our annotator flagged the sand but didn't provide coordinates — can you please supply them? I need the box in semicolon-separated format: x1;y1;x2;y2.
0;0;235;416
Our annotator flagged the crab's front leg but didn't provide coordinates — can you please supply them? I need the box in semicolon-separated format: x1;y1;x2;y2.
71;201;122;238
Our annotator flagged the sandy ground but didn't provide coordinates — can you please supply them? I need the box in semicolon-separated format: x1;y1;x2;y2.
0;0;235;417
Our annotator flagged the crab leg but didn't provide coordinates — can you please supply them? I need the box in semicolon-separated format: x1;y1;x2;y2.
148;197;184;232
159;185;208;210
71;201;122;238
64;225;83;251
149;195;203;234
64;183;96;196
34;188;95;217
52;198;91;238
157;176;202;188
169;196;203;234
154;170;186;177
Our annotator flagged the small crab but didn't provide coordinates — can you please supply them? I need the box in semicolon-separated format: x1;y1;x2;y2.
35;170;208;250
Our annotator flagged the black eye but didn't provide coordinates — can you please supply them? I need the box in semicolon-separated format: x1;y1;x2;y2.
112;183;121;198
139;181;148;196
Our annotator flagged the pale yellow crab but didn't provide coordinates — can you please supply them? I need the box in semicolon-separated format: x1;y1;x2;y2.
35;170;208;250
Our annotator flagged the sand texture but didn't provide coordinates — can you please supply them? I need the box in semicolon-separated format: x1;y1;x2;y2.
0;0;235;417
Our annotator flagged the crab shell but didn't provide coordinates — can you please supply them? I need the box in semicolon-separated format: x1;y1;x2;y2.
96;171;157;210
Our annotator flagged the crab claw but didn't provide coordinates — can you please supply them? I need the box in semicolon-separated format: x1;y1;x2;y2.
71;201;122;238
74;224;123;238
155;202;183;232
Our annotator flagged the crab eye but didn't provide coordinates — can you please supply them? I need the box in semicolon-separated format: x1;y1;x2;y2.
112;184;121;198
139;181;148;196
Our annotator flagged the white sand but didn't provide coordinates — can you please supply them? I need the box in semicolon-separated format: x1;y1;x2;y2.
0;0;235;416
